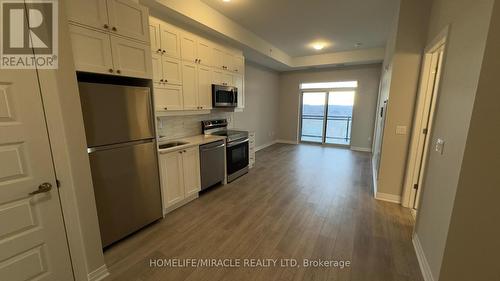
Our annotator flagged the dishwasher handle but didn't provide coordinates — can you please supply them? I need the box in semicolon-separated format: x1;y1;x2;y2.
200;143;225;151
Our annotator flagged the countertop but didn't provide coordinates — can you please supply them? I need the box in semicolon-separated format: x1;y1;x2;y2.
158;134;226;154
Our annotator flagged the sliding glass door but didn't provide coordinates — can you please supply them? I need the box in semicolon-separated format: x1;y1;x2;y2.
300;91;355;146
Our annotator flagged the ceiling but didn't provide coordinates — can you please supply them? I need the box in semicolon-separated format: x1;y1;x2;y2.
201;0;399;57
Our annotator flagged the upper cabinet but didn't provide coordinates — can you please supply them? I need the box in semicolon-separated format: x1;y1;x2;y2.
67;0;149;43
180;33;198;63
67;0;152;79
233;56;245;74
150;18;181;58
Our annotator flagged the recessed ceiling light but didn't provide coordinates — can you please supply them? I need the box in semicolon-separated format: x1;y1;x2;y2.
312;43;325;50
223;0;231;2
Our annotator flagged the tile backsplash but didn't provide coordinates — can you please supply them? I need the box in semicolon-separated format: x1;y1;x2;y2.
157;112;235;140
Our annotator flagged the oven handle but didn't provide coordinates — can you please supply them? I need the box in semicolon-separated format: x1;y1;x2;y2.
227;138;249;148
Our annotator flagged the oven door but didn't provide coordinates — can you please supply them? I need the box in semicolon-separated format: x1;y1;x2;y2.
213;85;237;107
226;138;249;175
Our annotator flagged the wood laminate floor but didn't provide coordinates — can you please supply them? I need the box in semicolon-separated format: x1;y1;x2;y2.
103;144;423;281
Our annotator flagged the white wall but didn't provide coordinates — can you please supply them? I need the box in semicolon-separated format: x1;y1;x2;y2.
414;0;495;279
233;63;280;148
277;64;382;150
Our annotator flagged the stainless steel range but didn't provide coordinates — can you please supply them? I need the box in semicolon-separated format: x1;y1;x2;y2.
202;119;249;182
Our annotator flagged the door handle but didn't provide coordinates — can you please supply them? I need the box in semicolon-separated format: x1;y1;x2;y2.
29;183;52;195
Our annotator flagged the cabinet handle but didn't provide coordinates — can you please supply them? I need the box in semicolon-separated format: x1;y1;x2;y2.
162;50;166;54
108;68;114;73
160;79;164;82
157;48;162;53
198;59;202;63
103;24;109;29
165;79;168;82
164;107;168;110
112;26;117;31
116;70;121;74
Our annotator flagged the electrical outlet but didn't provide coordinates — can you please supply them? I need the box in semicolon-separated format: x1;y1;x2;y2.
435;138;445;155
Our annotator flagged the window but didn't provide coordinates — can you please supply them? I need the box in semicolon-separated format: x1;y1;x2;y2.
300;81;358;90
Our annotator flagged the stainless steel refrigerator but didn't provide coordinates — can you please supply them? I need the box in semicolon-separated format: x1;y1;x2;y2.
78;81;162;248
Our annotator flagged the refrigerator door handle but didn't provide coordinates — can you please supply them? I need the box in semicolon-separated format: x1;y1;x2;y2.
87;139;154;154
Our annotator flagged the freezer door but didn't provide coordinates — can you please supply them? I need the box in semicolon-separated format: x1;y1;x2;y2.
88;140;162;247
79;82;154;147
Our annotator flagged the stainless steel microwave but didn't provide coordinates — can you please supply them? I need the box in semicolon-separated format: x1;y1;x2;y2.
212;84;238;108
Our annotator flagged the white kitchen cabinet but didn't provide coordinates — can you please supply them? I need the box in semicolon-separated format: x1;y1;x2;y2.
181;62;199;110
180;33;197;63
222;71;233;86
69;25;114;74
150;18;181;58
212;47;225;70
111;36;153;79
233;74;245;109
107;0;149;42
66;0;108;31
212;68;223;85
149;18;161;53
182;148;201;197
152;52;163;85
154;85;183;111
222;51;234;72
159;147;201;212
160;151;184;208
197;66;213;110
162;57;182;85
233;56;245;74
197;39;212;67
67;0;149;42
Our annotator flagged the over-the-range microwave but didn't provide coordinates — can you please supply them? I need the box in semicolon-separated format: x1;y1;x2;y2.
212;84;238;108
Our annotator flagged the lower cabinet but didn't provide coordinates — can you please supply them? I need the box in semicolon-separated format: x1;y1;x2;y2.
159;147;201;212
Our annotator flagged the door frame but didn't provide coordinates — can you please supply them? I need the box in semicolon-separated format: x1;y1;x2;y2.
401;26;449;212
298;88;357;147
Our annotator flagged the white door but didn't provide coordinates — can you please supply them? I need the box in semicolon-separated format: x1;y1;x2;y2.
233;56;244;74
181;62;199;110
182;148;201;197
180;33;197;63
212;47;224;69
154;85;183;111
159;151;185;208
160;23;181;59
233;74;244;109
111;36;153;79
197;40;212;67
197;66;213;110
162;57;182;85
107;0;149;42
149;19;161;53
151;53;163;85
66;0;109;31
0;70;73;280
69;25;114;75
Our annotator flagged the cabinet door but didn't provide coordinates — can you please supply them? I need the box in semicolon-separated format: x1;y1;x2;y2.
162;57;182;85
111;36;153;79
197;66;213;110
223;52;234;71
182;147;201;197
66;0;109;31
160;23;181;59
69;25;113;74
149;18;162;53
181;62;198;110
151;52;163;85
233;74;245;109
197;40;212;67
233;55;245;73
107;0;149;42
180;33;197;63
222;71;233;86
159;151;184;209
212;68;223;85
212;46;225;69
154;85;183;111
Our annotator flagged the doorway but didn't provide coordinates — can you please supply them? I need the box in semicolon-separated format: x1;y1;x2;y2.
402;35;447;215
300;90;355;146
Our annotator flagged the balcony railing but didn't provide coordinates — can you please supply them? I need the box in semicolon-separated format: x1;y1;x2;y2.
301;115;352;144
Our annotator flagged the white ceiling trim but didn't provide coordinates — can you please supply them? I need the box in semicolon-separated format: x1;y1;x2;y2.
150;0;384;70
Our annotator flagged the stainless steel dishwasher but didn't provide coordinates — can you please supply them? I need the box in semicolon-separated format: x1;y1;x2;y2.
200;140;226;190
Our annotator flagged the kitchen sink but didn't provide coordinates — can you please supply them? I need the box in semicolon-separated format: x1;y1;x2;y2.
159;141;188;149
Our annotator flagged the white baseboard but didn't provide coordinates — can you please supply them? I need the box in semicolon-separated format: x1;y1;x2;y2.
413;234;435;281
350;146;372;152
276;139;298;145
255;140;277;151
375;192;402;204
88;264;109;281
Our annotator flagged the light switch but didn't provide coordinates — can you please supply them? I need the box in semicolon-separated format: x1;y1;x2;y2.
396;125;407;135
435;138;445;155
